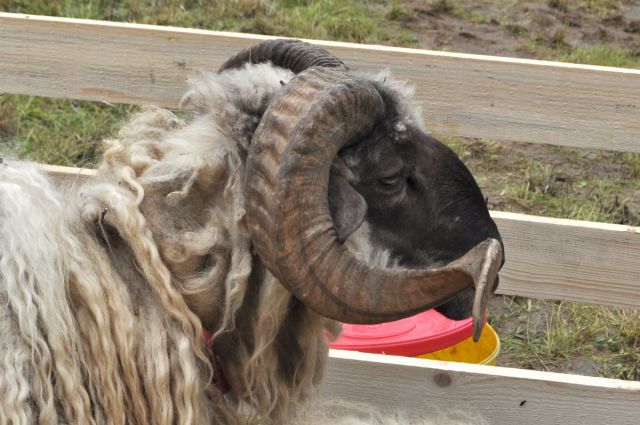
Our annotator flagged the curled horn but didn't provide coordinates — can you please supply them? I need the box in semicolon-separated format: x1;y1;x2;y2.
219;39;346;74
244;66;503;339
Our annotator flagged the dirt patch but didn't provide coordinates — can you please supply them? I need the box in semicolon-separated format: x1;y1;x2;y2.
401;0;640;58
558;357;601;375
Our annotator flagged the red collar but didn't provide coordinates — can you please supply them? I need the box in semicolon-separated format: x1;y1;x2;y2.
203;328;230;393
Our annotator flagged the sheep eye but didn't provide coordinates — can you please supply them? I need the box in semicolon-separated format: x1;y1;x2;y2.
378;175;403;186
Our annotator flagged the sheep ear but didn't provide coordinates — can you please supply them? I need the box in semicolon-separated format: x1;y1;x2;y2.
328;175;367;243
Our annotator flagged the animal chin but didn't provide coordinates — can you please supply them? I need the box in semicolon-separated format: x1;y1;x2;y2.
401;245;502;332
392;252;475;321
434;286;475;321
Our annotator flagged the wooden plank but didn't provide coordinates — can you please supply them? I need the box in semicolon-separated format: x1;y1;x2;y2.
1;13;639;153
325;350;640;425
31;164;640;309
492;211;640;309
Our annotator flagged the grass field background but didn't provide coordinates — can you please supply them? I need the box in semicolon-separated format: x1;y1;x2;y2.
1;0;639;380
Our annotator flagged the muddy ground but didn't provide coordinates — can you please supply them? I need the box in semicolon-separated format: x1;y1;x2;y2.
405;0;640;56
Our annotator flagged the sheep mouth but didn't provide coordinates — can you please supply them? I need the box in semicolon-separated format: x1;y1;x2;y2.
393;241;503;340
434;286;476;321
435;274;500;322
431;251;501;341
392;247;501;330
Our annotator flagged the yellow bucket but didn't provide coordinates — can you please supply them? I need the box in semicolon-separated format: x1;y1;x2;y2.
417;323;500;365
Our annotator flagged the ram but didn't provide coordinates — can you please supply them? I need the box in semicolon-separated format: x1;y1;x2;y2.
0;40;502;425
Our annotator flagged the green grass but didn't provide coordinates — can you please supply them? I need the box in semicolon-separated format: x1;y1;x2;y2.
558;45;640;69
0;95;135;166
491;297;640;379
444;136;639;225
422;0;491;23
520;43;640;69
387;2;413;23
468;10;491;25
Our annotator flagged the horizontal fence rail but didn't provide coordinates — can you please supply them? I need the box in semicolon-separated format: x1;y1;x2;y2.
491;211;640;309
28;164;640;310
1;13;640;153
325;350;640;425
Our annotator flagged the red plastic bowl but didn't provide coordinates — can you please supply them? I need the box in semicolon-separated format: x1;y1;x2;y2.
330;310;473;357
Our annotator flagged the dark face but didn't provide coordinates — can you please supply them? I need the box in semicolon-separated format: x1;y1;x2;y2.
336;104;503;320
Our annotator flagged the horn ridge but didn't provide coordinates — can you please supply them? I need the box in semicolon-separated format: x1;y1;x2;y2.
219;39;347;74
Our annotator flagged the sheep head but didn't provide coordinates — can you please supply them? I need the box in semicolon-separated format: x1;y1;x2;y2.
222;40;503;341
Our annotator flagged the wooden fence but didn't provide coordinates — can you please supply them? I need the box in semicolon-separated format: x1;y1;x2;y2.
1;12;639;424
